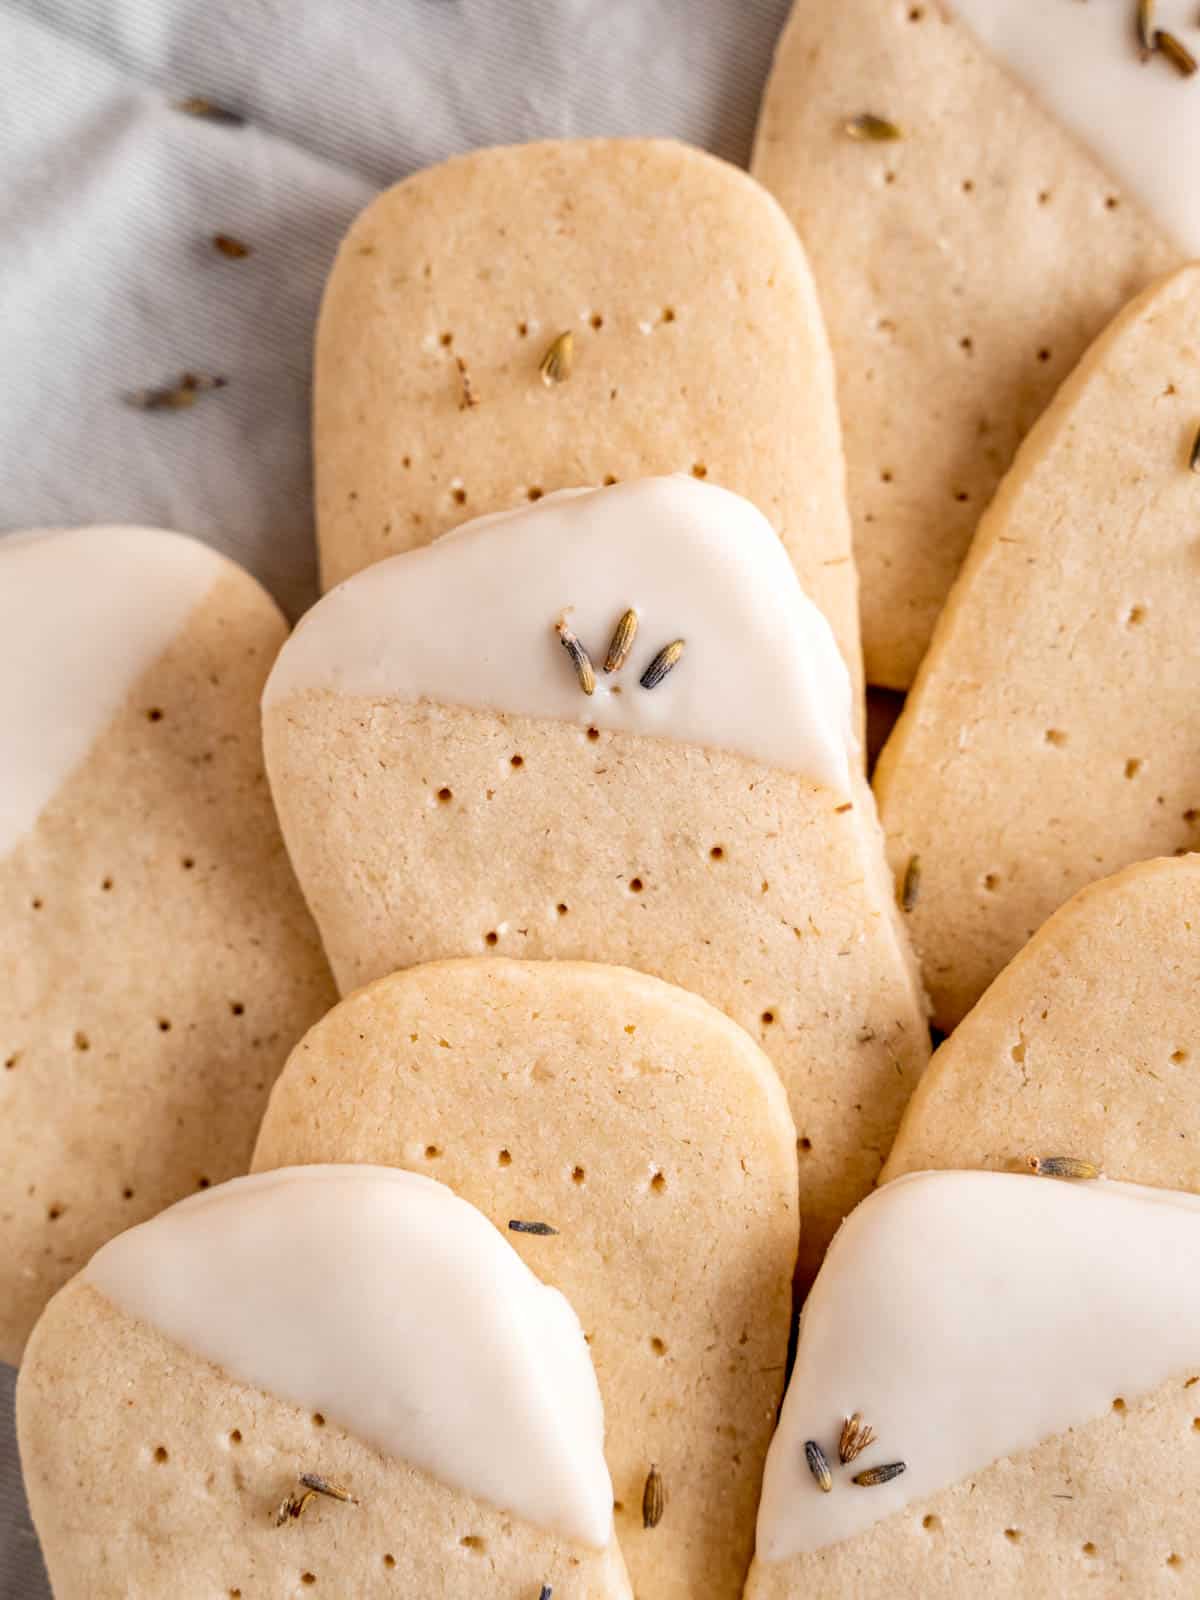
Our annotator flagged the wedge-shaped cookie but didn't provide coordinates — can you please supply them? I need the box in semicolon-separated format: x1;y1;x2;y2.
252;958;798;1600
874;265;1200;1029
0;527;334;1365
754;0;1190;687
263;477;929;1279
882;857;1200;1185
314;135;862;684
746;1170;1200;1596
18;1166;630;1598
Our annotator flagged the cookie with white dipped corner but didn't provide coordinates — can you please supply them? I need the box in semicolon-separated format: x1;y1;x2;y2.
753;0;1188;687
0;527;334;1365
875;266;1200;1028
17;1166;632;1599
252;956;799;1600
262;476;929;1284
746;1169;1200;1596
314;136;862;691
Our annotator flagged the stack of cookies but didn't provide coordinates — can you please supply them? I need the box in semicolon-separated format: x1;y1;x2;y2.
6;5;1200;1595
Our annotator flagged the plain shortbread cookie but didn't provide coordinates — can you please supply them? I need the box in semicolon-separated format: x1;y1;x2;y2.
752;0;1178;687
882;856;1200;1185
874;265;1200;1029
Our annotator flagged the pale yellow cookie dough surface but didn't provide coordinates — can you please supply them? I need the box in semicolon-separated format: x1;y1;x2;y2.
313;137;862;689
18;1280;631;1600
263;695;930;1283
0;569;335;1365
752;0;1178;688
882;857;1200;1186
252;959;797;1600
875;265;1200;1029
745;1365;1200;1597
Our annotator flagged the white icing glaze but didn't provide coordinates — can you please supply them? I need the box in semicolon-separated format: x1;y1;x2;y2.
952;0;1200;254
0;525;229;860
265;477;855;795
756;1170;1200;1561
85;1165;613;1548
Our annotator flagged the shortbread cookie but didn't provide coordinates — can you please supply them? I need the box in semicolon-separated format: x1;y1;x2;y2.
753;0;1188;687
873;265;1200;1028
0;527;334;1364
252;957;799;1600
263;477;929;1280
881;857;1200;1186
18;1166;631;1598
746;1170;1200;1596
313;136;863;686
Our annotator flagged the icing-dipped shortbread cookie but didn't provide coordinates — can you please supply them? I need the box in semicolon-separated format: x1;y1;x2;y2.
252;958;799;1600
0;527;335;1364
883;857;1200;1186
746;1171;1200;1596
263;477;929;1280
314;136;863;687
17;1166;631;1598
753;0;1187;687
875;265;1200;1029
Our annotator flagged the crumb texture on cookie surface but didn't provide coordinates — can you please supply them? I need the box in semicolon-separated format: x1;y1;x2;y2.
883;857;1200;1186
747;1171;1200;1591
267;477;855;794
17;1278;631;1600
263;691;928;1286
82;1165;613;1546
874;265;1200;1028
313;137;862;684
752;0;1179;686
252;958;798;1600
0;539;335;1363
